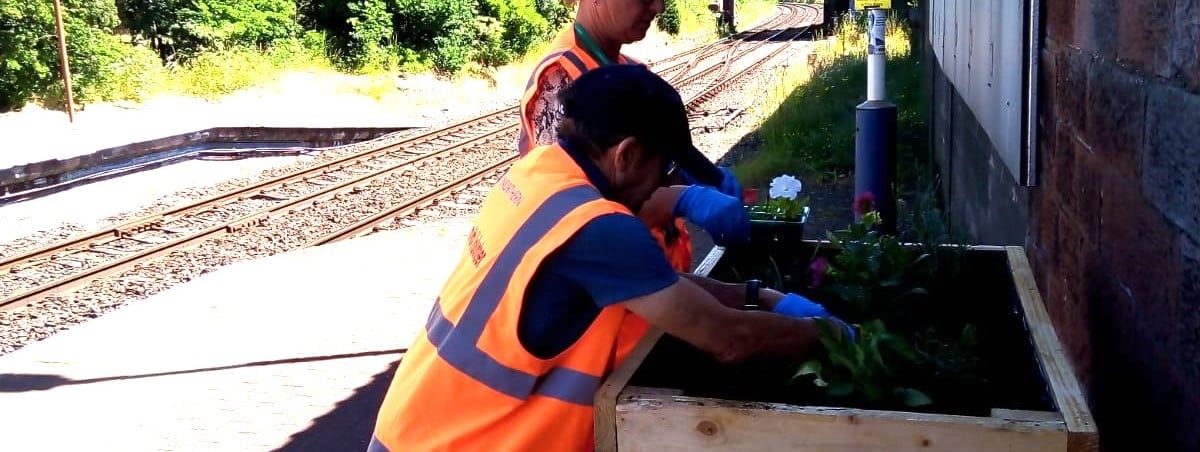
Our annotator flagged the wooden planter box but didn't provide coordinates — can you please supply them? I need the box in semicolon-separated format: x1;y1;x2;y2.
595;243;1097;452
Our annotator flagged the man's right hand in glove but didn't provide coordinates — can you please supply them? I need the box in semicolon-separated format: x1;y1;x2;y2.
771;293;856;341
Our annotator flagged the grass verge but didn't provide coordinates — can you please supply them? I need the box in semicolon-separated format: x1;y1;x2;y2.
734;12;929;196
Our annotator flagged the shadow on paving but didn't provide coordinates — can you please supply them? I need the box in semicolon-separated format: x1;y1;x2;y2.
0;349;405;392
274;356;403;452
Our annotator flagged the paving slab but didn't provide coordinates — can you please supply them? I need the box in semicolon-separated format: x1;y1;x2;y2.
0;218;472;451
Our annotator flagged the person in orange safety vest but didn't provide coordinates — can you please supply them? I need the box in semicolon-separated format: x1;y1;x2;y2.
368;64;852;452
516;0;751;363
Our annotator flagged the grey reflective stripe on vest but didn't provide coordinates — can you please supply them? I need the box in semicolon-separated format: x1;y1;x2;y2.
425;185;604;405
522;50;590;91
367;435;390;452
561;50;588;74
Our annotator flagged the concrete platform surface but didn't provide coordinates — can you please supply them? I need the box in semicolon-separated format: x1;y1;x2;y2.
0;218;472;451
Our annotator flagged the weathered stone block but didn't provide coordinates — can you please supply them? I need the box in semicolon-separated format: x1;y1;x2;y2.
1177;238;1200;403
1171;0;1200;92
1072;138;1104;238
1079;0;1120;58
1085;60;1147;174
1031;184;1061;265
1055;49;1090;129
1038;49;1059;143
1117;0;1174;75
1143;83;1200;243
1099;168;1182;349
1050;127;1078;214
1046;0;1078;45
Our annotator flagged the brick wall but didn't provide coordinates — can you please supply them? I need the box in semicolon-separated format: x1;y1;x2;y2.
1034;0;1197;449
928;0;1199;449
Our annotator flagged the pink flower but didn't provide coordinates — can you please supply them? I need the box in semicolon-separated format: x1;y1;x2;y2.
853;191;876;216
810;257;829;287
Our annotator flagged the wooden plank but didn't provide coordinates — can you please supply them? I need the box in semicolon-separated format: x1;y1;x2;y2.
1006;247;1099;451
596;329;664;452
596;245;724;451
615;391;1068;452
990;409;1063;423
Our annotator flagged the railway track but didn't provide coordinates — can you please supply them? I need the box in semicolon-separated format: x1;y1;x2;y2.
0;3;821;314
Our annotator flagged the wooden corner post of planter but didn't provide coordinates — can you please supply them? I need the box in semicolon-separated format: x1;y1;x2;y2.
1006;246;1098;451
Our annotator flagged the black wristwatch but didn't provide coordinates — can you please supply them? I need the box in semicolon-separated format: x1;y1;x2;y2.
743;279;762;310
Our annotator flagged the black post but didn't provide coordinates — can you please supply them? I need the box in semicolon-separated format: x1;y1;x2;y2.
722;0;735;31
855;100;897;233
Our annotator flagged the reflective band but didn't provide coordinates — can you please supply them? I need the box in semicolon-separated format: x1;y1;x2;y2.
367;435;390;452
561;50;589;74
425;185;605;406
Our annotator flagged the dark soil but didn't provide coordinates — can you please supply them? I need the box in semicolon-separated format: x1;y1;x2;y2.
657;244;1056;417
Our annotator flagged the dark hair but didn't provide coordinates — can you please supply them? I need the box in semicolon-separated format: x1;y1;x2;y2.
556;117;636;160
554;64;723;185
555;65;680;161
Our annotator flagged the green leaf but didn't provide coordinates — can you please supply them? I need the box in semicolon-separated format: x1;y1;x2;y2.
795;360;822;377
896;387;933;407
828;381;854;397
861;381;884;402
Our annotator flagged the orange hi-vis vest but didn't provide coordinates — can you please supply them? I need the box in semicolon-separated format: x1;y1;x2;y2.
512;25;693;365
517;25;641;157
371;143;652;452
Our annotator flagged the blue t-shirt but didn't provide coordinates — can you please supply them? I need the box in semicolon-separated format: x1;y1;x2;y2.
516;141;680;359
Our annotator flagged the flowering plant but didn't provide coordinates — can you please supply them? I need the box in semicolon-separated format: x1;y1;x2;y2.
746;174;810;222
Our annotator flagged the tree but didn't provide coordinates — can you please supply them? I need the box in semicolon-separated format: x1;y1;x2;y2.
0;0;136;110
115;0;182;61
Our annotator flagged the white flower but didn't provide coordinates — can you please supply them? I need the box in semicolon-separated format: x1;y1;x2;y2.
769;175;803;200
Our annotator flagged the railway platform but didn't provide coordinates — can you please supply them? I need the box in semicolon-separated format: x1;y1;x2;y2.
0;218;471;451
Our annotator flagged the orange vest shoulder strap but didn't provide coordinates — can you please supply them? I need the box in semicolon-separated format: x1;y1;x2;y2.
518;47;595;155
423;182;609;405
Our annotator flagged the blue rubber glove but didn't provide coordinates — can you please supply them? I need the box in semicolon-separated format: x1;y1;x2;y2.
772;293;857;342
679;167;743;199
673;185;750;247
716;167;743;199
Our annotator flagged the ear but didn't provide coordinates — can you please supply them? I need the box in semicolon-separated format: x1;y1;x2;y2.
611;136;642;171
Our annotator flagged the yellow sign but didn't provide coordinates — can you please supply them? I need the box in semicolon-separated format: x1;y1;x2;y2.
852;0;892;9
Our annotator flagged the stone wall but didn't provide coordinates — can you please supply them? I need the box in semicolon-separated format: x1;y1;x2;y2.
928;0;1198;448
1032;0;1199;449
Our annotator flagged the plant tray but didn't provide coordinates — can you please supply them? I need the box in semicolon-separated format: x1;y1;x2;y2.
749;219;806;247
594;242;1097;451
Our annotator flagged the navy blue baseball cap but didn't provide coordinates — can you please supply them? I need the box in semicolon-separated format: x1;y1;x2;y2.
557;64;723;186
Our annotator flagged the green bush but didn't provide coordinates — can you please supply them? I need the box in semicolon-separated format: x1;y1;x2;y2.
476;0;550;66
343;0;392;68
474;16;511;67
534;0;571;27
0;0;165;110
174;0;298;56
391;0;476;72
59;35;165;104
0;1;55;109
657;0;682;35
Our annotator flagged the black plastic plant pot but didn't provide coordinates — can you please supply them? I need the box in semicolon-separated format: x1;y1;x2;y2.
749;219;806;247
745;205;809;248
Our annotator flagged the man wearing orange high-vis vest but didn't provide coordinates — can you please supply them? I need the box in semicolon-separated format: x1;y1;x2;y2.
368;65;852;452
517;0;751;365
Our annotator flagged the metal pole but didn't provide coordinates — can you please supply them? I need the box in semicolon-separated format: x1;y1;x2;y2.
854;8;897;233
866;8;887;101
52;0;75;123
